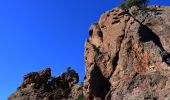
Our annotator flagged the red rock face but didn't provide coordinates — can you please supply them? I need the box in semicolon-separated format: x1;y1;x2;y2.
84;6;170;100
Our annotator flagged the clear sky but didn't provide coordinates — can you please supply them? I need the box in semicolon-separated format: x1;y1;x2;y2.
0;0;169;99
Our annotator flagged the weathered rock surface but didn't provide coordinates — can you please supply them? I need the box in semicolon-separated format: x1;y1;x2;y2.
8;68;83;100
84;6;170;100
8;6;170;100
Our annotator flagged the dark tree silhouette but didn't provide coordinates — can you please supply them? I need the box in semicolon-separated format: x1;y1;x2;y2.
65;67;79;84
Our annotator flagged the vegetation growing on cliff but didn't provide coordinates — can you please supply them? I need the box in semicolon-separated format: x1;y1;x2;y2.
65;67;79;84
77;93;85;100
119;0;149;10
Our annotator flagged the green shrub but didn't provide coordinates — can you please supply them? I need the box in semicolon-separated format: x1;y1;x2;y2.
80;82;83;87
119;0;149;11
65;67;79;84
66;67;76;77
77;93;85;100
119;2;127;10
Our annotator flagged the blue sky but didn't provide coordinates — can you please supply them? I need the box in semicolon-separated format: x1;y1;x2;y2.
0;0;169;99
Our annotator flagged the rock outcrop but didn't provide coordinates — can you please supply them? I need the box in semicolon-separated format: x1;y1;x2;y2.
8;68;83;100
84;6;170;100
8;6;170;100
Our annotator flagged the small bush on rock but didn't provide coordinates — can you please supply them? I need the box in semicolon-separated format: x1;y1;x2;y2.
77;93;85;100
119;0;149;11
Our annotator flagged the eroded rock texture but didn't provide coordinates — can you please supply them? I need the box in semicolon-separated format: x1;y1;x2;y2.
8;68;83;100
84;6;170;100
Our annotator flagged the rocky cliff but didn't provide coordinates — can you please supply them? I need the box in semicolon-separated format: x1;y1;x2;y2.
84;6;170;100
8;68;83;100
8;6;170;100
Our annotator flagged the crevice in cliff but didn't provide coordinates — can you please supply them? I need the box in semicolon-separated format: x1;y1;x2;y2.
90;63;111;99
112;51;120;72
108;17;130;80
88;40;112;99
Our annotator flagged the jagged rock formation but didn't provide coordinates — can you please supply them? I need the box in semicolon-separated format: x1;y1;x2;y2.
84;6;170;100
8;6;170;100
8;68;83;100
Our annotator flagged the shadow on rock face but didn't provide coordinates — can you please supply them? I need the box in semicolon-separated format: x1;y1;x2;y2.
89;64;111;99
138;24;170;66
138;24;164;51
161;51;170;66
